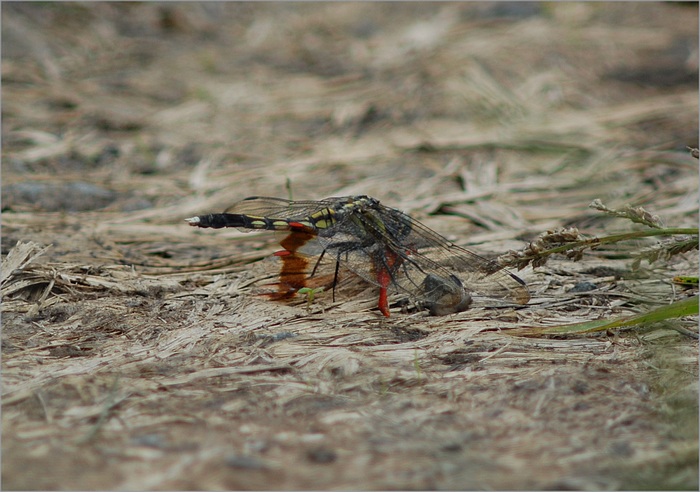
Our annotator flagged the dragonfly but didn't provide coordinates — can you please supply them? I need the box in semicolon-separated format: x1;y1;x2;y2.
186;195;529;317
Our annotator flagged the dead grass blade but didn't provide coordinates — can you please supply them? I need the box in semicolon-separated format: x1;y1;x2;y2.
0;240;51;285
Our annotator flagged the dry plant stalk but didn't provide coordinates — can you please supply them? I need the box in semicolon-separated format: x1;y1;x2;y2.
501;200;698;271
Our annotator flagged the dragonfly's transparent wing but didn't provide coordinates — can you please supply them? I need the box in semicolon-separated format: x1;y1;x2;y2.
385;208;529;304
326;203;529;309
224;196;339;219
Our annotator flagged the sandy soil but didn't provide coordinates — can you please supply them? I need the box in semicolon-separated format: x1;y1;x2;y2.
2;3;698;490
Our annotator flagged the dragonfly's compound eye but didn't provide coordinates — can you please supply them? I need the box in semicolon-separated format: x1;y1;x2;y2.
420;274;472;316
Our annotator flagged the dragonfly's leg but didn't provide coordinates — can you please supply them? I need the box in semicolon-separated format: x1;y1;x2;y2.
329;260;341;302
309;249;326;278
374;249;401;317
307;248;342;302
376;268;391;317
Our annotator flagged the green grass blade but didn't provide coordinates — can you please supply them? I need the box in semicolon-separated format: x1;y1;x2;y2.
511;296;698;337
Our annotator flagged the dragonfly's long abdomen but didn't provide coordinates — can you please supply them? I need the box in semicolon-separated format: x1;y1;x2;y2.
186;213;317;232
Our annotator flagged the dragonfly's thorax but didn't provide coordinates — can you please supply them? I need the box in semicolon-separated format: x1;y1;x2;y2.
307;196;379;231
325;196;413;245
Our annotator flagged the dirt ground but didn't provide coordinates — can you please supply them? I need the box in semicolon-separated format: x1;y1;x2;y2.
2;3;698;490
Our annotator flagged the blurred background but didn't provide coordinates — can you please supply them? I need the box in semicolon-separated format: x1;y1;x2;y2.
3;3;697;246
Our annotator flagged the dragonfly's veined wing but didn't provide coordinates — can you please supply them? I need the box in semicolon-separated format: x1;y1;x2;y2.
186;195;529;316
303;198;529;315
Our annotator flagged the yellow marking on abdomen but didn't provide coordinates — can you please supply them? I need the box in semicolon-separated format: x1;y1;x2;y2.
271;220;293;229
249;219;269;229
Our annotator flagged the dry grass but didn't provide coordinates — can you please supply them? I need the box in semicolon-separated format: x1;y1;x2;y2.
2;3;698;490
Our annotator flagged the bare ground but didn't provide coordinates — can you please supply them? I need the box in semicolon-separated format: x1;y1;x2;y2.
2;3;698;490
